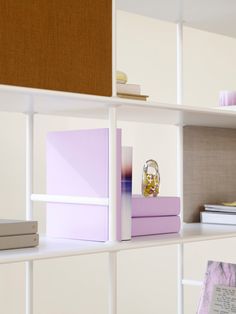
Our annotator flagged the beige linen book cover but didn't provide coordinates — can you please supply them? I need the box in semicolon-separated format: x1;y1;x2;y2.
0;220;38;236
0;234;39;250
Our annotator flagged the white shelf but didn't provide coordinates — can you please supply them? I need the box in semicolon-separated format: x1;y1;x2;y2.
117;0;236;38
1;85;236;128
1;223;236;265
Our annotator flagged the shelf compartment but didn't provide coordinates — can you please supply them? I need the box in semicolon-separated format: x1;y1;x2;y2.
117;0;236;39
0;223;236;265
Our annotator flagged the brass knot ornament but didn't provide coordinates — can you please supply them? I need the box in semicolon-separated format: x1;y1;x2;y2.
142;159;160;197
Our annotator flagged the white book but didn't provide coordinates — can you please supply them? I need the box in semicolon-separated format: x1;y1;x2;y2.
0;234;39;250
0;219;38;236
204;204;236;213
201;211;236;225
117;83;141;95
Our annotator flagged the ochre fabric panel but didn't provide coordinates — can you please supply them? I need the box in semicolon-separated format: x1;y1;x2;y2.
183;126;236;222
0;0;112;96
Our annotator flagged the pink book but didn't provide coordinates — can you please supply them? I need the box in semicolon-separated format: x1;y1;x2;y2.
132;195;180;217
46;128;121;242
197;261;236;314
132;216;180;237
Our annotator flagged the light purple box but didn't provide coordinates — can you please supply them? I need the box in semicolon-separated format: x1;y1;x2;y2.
132;195;180;217
132;216;180;237
46;128;121;242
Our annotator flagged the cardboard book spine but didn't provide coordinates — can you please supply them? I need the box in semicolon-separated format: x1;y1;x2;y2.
0;220;38;237
132;195;180;217
132;216;180;237
0;234;39;250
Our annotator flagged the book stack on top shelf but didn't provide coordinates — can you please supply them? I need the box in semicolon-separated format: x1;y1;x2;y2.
131;196;181;237
201;202;236;225
0;220;38;250
116;70;148;101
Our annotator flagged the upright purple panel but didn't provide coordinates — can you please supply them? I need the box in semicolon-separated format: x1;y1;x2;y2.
46;128;121;242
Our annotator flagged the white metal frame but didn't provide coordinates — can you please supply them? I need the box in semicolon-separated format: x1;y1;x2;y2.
176;21;184;314
25;99;34;314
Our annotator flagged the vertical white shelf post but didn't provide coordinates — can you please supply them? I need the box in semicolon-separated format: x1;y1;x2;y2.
108;106;118;314
108;106;117;314
177;19;184;314
25;97;34;314
109;106;117;243
108;251;117;314
177;22;183;106
178;242;184;314
109;1;118;312
112;0;117;98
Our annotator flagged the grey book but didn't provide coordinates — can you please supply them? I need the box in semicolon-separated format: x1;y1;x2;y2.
0;219;38;236
0;234;39;250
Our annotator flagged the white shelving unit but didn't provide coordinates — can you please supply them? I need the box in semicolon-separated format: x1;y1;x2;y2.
1;1;236;313
1;85;236;314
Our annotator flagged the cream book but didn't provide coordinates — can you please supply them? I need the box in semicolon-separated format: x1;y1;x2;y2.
0;234;39;250
117;83;141;95
0;219;38;236
117;93;149;101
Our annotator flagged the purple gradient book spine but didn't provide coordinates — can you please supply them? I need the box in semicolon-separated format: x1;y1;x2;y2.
121;147;132;240
46;128;121;242
132;195;180;217
132;216;180;237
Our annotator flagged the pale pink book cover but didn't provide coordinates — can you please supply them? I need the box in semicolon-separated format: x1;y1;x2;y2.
197;261;236;314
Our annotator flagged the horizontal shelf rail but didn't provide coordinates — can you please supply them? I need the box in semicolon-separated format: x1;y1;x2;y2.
31;194;109;206
182;279;203;286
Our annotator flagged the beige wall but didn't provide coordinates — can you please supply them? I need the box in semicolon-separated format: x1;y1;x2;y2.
0;9;236;314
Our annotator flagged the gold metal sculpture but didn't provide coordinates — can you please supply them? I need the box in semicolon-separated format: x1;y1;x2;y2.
142;159;160;197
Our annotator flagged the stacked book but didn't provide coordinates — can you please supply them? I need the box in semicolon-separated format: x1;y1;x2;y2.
116;70;148;101
0;219;38;250
131;195;180;237
201;203;236;225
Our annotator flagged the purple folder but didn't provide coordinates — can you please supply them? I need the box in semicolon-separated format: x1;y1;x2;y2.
132;195;180;217
132;216;180;237
46;128;121;242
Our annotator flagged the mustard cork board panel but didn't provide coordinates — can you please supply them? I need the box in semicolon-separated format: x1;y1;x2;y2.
0;0;112;96
183;126;236;222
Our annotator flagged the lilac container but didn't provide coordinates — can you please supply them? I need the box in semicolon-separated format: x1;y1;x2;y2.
219;90;236;106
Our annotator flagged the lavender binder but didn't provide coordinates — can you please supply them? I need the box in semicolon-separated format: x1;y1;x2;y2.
46;128;121;242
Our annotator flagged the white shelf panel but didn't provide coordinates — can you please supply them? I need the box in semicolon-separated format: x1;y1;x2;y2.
0;85;236;128
31;194;109;206
117;0;236;38
0;223;236;265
